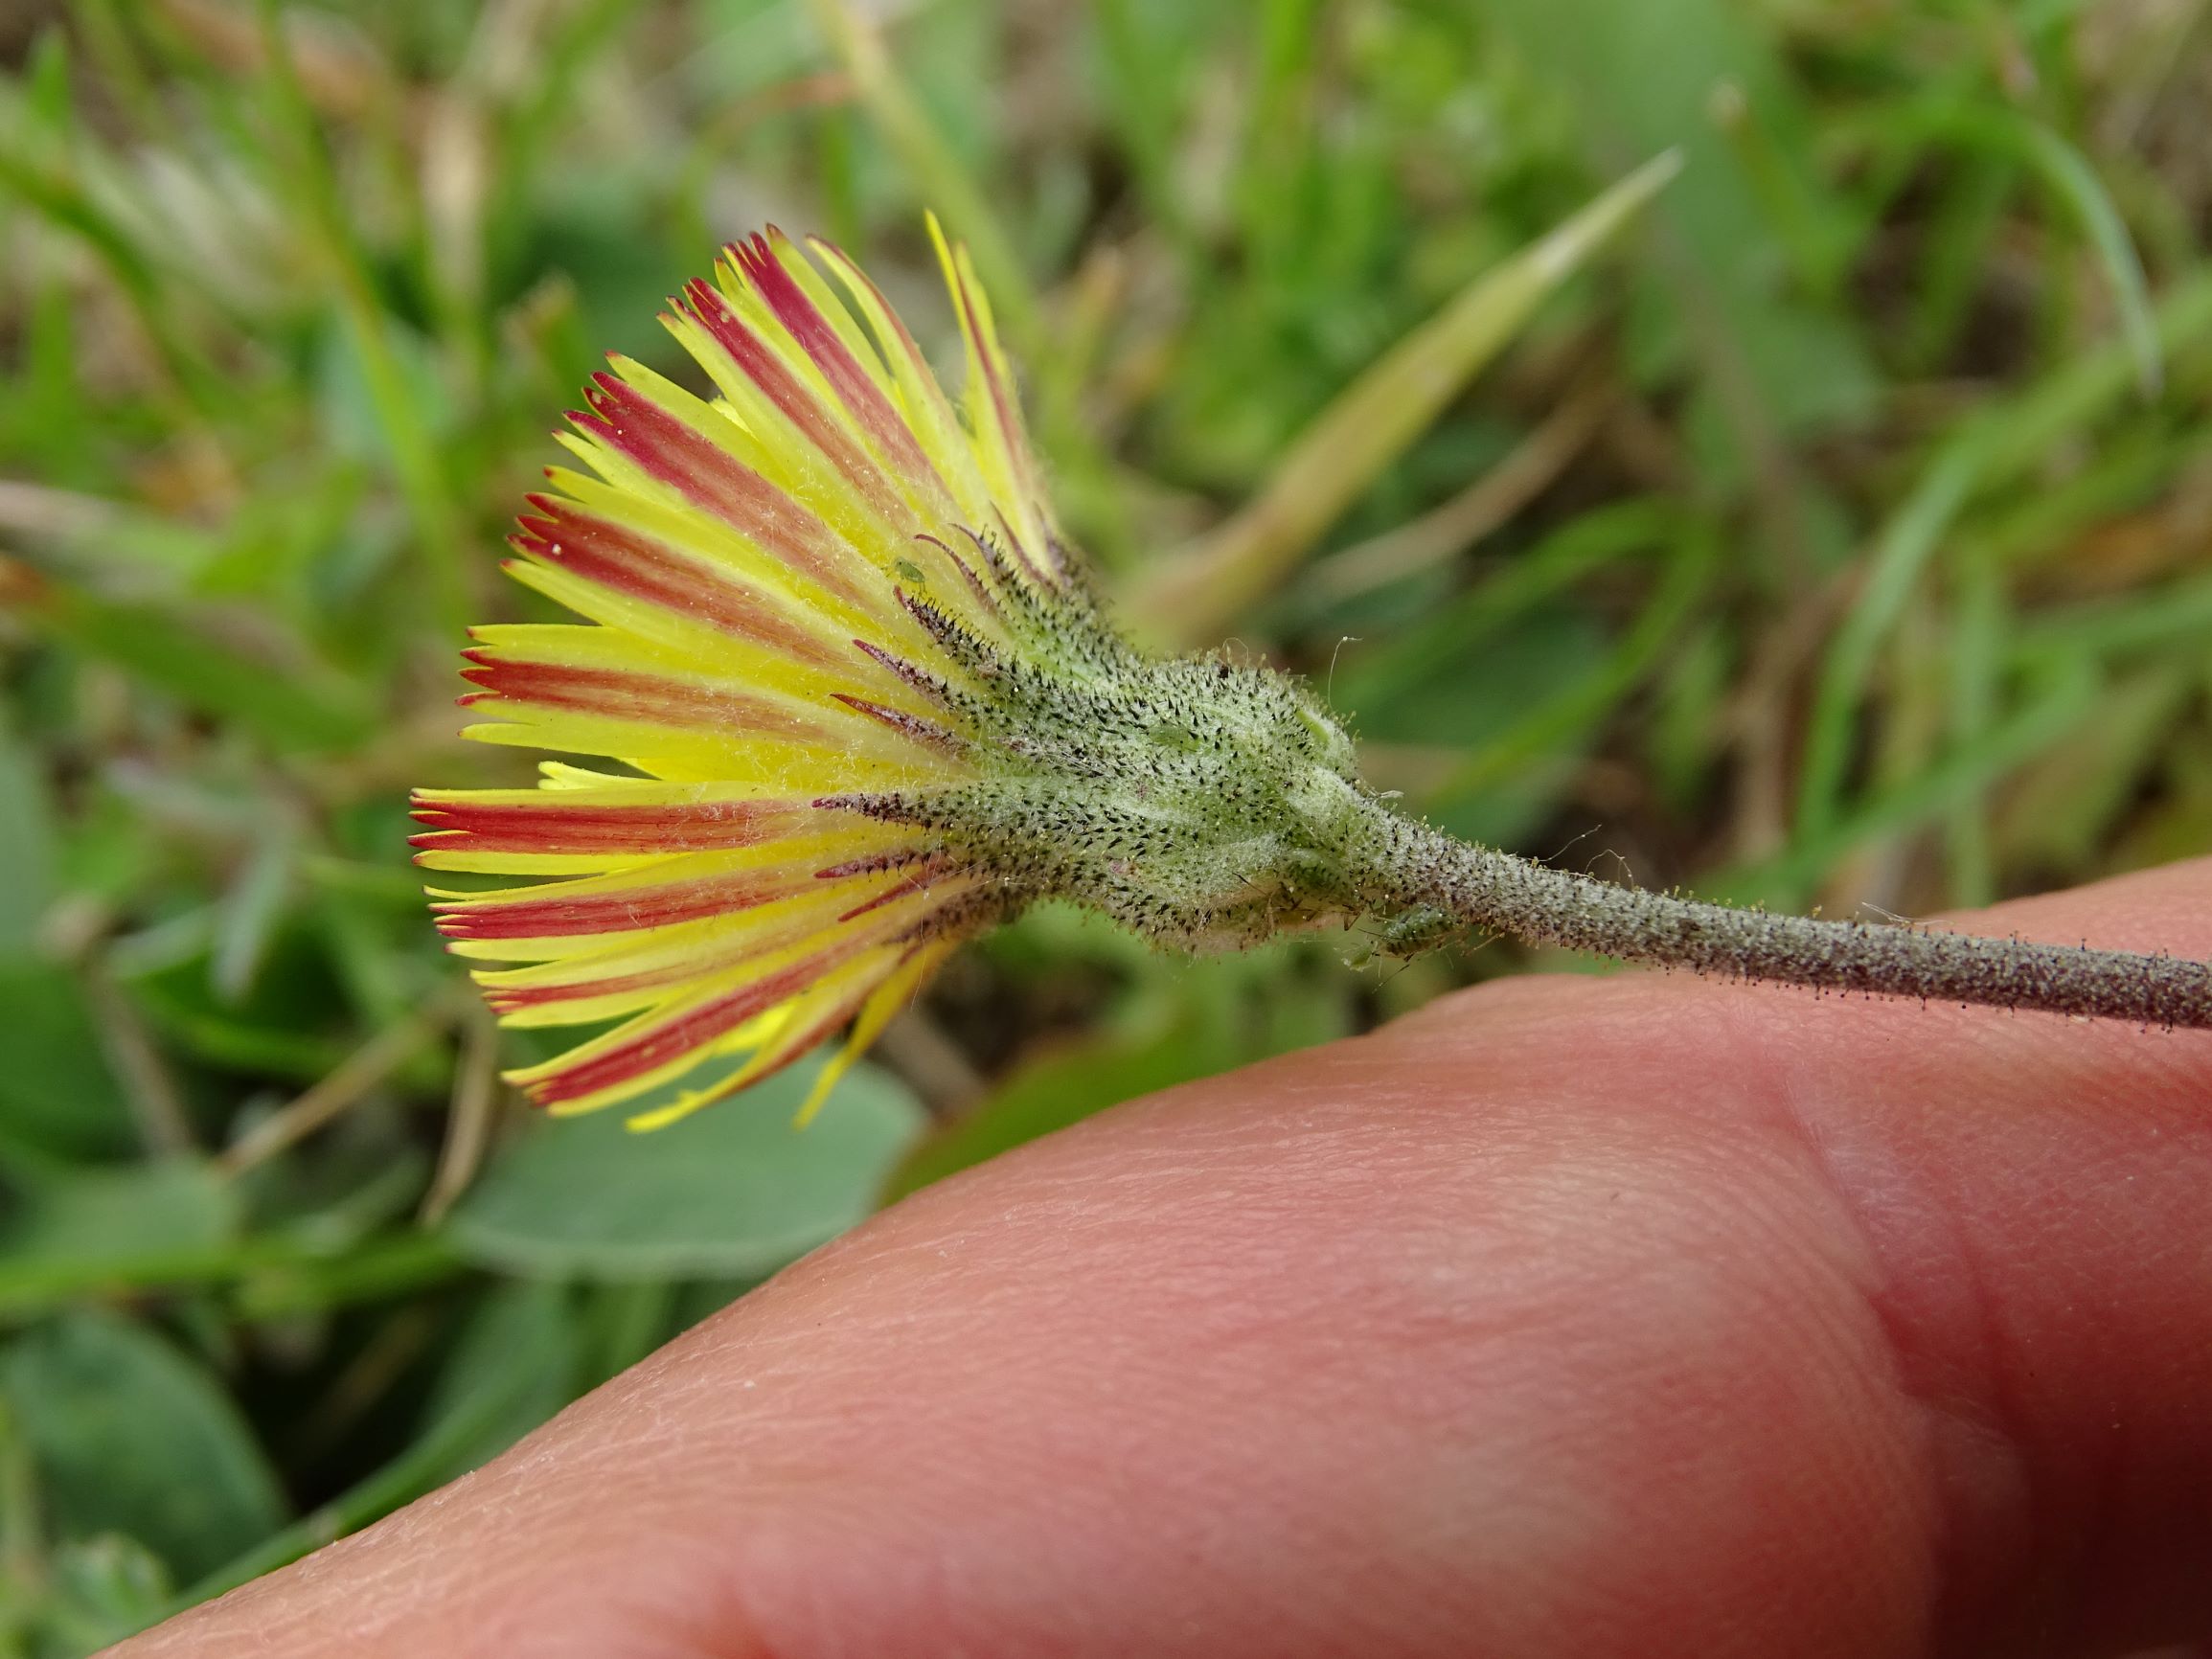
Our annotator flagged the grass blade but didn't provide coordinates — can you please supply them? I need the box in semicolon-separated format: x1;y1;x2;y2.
805;0;1039;356
1793;271;2212;836
1133;150;1681;643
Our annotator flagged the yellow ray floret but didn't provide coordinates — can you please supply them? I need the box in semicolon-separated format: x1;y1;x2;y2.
414;222;1063;1125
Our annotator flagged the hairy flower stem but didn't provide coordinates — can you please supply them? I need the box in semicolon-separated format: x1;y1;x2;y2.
1351;808;2212;1028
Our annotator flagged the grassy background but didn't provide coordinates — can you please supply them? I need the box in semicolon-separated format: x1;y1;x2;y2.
4;0;2212;1644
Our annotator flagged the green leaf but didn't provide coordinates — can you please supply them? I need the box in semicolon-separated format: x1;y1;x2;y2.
1487;0;1876;437
0;716;56;955
0;1310;286;1582
1428;519;1720;810
1134;150;1682;638
0;1157;235;1264
1717;661;2103;909
0;958;134;1163
1837;98;2162;397
121;925;353;1083
169;1276;575;1615
1795;273;2212;835
3;574;375;754
1338;601;1606;749
446;1055;926;1281
210;824;299;1005
0;1158;241;1320
38;1534;176;1655
420;1283;582;1477
1995;668;2194;871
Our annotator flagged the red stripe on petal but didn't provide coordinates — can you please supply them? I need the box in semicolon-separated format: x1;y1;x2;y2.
525;939;866;1105
410;797;801;855
572;375;872;609
810;239;945;408
490;920;818;1011
459;659;836;745
682;280;910;529
487;871;964;1012
718;977;879;1093
736;233;952;510
435;865;821;942
513;499;845;670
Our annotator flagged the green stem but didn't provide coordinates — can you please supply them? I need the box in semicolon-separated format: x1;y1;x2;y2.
1356;806;2212;1028
0;1233;460;1324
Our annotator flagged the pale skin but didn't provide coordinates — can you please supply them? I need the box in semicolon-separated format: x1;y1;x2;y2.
110;863;2212;1658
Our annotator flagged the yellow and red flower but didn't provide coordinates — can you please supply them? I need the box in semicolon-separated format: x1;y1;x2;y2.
417;171;2212;1094
416;217;1381;1130
412;221;1079;1129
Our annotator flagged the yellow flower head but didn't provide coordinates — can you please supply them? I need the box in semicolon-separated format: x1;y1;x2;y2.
415;219;1376;1131
419;188;2212;1092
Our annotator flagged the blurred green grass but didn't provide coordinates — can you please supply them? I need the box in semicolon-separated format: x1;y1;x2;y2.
4;0;2212;1644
